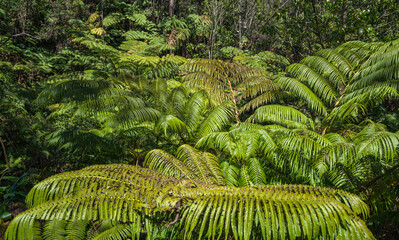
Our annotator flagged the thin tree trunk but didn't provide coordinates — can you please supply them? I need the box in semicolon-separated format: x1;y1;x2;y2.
169;0;175;18
341;0;348;42
0;138;10;169
310;0;325;48
237;0;243;49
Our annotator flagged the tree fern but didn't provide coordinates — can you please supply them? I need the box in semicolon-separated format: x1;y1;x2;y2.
181;58;283;118
6;164;374;240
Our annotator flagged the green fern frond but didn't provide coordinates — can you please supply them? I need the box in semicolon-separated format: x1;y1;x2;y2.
238;77;282;99
354;131;399;160
327;86;398;126
337;41;379;62
314;142;357;173
344;81;399;101
324;102;367;126
248;105;314;129
197;101;235;138
35;80;127;106
247;158;267;185
301;56;348;88
125;14;156;31
292;129;332;146
316;49;354;77
176;144;224;185
184;91;209;130
91;224;133;240
124;30;151;40
43;220;67;240
105;107;161;129
26;164;179;208
287;63;338;105
179;184;373;240
8;164;374;240
103;13;125;28
358;43;399;70
351;64;399;91
145;149;196;181
156;115;188;137
240;91;286;112
196;131;234;153
279;135;324;159
66;220;88;240
221;161;240;187
119;40;148;53
276;77;328;115
324;133;348;144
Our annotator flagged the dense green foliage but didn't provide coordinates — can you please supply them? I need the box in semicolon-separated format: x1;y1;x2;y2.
1;0;399;239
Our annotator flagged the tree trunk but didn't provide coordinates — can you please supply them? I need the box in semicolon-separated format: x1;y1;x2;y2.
237;0;243;49
0;137;10;169
310;0;325;48
169;0;176;18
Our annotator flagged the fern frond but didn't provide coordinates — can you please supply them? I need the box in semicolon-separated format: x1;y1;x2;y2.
354;131;399;160
179;184;373;240
292;129;332;146
248;105;314;129
103;13;125;27
344;81;399;101
301;56;348;89
184;91;209;131
314;142;357;174
324;133;348;144
247;158;267;185
43;220;67;240
279;135;324;159
287;63;338;105
156;115;188;137
91;224;132;240
66;220;88;240
196;131;234;153
316;49;354;77
327;86;398;126
8;164;374;240
276;77;328;115
240;91;286;113
124;30;151;40
126;14;156;31
177;144;224;185
197;101;235;138
26;164;179;208
35;80;127;106
105;107;161;129
145;149;196;181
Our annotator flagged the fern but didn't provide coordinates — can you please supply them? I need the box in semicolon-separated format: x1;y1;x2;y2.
7;164;374;240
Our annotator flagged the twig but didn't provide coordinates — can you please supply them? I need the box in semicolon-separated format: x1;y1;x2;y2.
0;32;43;48
166;212;180;227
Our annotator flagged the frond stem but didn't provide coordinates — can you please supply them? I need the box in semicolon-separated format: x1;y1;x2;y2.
357;163;399;193
225;75;240;124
